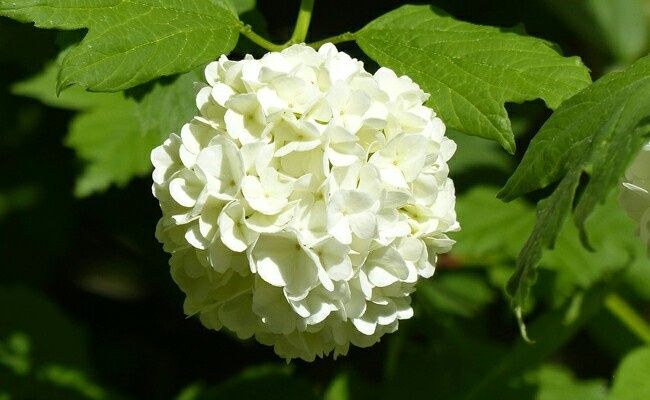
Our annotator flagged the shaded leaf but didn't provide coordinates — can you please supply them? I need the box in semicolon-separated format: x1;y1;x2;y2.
11;60;119;110
447;129;513;177
532;364;607;400
0;286;89;369
382;325;510;400
541;198;648;306
324;373;350;400
466;281;612;400
230;0;256;15
64;95;160;196
452;186;535;264
499;54;650;316
133;71;201;143
0;286;119;400
542;0;648;62
14;59;199;196
418;273;495;318
177;364;316;400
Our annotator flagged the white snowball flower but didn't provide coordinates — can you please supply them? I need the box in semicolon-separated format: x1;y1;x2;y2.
620;141;650;255
152;43;459;361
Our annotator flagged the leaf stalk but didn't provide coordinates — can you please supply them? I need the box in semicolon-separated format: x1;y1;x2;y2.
238;1;356;52
289;0;315;44
605;292;650;344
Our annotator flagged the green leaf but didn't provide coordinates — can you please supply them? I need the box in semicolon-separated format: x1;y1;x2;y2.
0;286;89;370
498;54;650;316
176;364;316;400
452;186;535;264
0;0;240;92
418;273;495;318
0;286;120;400
610;346;650;400
14;59;199;196
532;364;608;400
324;373;350;400
65;94;161;196
230;0;256;15
542;0;648;63
11;60;120;110
0;185;40;221
447;130;513;176
132;71;201;143
466;281;611;400
384;324;509;400
355;4;592;153
541;198;648;306
621;254;650;301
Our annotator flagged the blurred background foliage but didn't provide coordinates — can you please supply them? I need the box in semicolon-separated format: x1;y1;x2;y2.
1;0;650;399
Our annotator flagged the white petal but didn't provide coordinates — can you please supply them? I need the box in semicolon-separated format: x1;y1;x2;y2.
364;246;409;287
169;173;202;208
211;82;235;107
352;316;377;335
218;201;257;252
349;211;377;240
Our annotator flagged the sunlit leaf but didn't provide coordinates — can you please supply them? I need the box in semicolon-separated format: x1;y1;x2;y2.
0;0;240;92
356;5;591;153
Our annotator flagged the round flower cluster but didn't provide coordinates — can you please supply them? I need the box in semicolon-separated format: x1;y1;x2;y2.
621;141;650;256
151;43;459;361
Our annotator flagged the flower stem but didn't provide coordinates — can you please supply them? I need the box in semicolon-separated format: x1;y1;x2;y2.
238;24;286;52
307;32;356;49
238;1;356;53
604;292;650;344
289;0;315;44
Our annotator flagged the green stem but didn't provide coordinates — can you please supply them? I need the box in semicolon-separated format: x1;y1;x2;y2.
238;24;285;52
238;0;355;54
307;32;356;49
605;293;650;344
289;0;315;44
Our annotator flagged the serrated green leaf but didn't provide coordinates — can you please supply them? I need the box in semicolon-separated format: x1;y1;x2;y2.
0;0;240;92
532;364;608;400
498;54;650;316
355;5;592;153
610;346;650;400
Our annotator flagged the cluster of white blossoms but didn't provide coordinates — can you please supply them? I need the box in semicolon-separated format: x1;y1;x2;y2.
151;43;459;361
620;141;650;256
